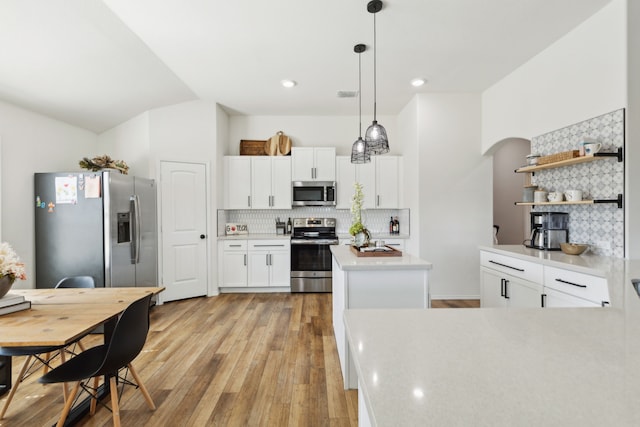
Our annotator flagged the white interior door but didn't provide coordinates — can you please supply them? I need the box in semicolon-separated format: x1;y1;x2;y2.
160;161;208;302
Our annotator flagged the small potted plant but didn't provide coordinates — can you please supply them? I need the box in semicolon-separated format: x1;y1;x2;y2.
349;183;370;247
0;242;27;298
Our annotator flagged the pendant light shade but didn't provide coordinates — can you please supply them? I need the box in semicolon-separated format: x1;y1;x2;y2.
365;0;389;155
351;44;370;164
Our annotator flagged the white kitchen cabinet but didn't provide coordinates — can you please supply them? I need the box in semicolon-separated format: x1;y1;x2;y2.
481;268;542;308
335;155;400;209
543;288;601;307
247;240;290;287
250;157;291;209
480;251;544;308
224;156;291;209
543;266;609;307
291;147;336;181
224;156;252;209
219;240;248;287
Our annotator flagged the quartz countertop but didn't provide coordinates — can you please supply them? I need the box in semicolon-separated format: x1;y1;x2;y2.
218;234;291;240
330;245;432;271
344;248;640;426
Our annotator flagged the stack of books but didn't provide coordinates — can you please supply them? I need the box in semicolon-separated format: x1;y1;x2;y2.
0;293;31;315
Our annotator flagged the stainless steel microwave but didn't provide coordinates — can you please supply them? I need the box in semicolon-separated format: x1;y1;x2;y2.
292;181;336;206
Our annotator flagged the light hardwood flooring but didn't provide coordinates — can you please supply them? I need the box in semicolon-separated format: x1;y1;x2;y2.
0;294;478;426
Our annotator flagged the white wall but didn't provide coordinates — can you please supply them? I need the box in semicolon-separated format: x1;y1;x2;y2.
482;0;627;152
0;100;98;289
228;114;397;156
397;96;420;256
416;93;491;299
99;112;151;177
628;0;640;258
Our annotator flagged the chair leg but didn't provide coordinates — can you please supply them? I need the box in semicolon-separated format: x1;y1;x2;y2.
42;352;52;375
0;355;32;419
58;349;69;403
109;376;121;427
55;381;80;427
89;376;100;415
128;363;156;410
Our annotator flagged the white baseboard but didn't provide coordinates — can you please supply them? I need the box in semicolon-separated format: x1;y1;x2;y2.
431;294;480;300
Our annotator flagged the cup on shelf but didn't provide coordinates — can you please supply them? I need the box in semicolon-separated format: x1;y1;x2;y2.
583;142;602;155
564;189;583;202
533;190;548;203
522;185;537;202
547;192;564;202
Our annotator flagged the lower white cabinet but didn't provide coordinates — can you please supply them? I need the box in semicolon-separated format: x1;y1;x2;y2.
248;240;290;287
219;239;290;289
480;249;610;309
481;268;542;308
221;241;248;287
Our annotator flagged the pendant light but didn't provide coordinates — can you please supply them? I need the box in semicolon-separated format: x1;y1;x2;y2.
351;43;370;164
365;0;389;155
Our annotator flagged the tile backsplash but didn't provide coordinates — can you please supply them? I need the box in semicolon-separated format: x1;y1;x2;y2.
218;208;410;237
530;108;625;257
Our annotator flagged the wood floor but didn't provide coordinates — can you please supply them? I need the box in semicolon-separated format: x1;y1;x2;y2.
0;294;478;426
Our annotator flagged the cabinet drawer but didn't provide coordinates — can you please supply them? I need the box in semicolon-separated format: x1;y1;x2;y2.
480;251;543;284
248;240;290;251
544;266;609;305
223;240;247;251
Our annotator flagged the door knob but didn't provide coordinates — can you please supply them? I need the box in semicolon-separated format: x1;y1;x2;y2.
200;234;206;239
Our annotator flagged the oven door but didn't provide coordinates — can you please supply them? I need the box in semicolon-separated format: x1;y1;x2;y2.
290;240;336;292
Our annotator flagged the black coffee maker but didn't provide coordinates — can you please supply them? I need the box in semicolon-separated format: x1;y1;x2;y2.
526;212;568;250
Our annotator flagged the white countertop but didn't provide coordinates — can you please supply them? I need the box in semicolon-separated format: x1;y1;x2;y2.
344;246;640;426
330;245;432;271
218;233;291;240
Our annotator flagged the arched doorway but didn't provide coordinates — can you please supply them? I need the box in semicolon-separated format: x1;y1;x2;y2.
492;138;530;244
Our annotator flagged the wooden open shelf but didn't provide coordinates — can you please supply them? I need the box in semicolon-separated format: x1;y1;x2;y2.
515;148;623;173
515;194;623;209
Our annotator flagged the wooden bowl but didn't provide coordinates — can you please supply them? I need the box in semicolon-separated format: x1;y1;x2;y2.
560;243;588;255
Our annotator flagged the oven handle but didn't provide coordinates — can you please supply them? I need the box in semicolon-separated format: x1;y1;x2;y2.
291;239;339;245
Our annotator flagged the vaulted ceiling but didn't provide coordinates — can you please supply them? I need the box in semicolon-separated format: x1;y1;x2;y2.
0;0;612;133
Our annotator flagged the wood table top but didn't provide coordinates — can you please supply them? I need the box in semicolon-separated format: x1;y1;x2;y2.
0;287;165;347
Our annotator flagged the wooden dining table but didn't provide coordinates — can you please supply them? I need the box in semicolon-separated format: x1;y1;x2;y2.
0;286;164;425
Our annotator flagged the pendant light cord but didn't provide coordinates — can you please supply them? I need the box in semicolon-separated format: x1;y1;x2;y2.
373;12;377;121
358;50;362;137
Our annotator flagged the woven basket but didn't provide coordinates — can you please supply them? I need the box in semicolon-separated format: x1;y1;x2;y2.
537;150;580;165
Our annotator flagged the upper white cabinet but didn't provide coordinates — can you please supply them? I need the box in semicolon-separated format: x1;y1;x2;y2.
224;156;291;209
335;155;401;209
291;147;336;181
224;156;252;209
250;157;292;209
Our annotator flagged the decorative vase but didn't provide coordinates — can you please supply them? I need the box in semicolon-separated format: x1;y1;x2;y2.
352;229;371;248
0;275;15;299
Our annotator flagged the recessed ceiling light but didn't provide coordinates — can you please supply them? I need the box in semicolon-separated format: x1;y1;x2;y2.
411;78;427;87
281;79;297;88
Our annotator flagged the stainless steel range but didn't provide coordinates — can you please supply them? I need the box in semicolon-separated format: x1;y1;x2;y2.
290;218;338;293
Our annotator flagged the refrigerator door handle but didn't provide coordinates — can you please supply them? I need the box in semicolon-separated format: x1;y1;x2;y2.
130;195;141;264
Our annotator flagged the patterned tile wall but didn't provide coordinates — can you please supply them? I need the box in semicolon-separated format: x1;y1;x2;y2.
218;208;410;237
530;109;625;257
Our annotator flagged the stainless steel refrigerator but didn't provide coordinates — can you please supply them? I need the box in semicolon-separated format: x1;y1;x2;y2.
34;171;158;289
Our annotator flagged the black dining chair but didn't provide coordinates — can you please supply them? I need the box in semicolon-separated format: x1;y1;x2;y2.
55;276;95;289
0;276;97;419
39;294;156;426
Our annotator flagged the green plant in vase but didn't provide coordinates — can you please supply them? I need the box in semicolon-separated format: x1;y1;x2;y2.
349;183;370;247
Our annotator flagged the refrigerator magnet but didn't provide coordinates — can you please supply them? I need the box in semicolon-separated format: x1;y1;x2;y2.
47;202;55;213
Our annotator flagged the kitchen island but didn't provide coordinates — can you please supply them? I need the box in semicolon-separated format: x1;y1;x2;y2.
330;245;433;389
344;257;640;427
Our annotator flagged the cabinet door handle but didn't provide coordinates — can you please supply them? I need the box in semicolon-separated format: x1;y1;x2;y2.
489;260;525;272
541;294;546;308
248;196;251;207
229;244;242;247
377;195;380;206
244;254;247;266
504;280;510;299
555;278;587;288
500;278;505;297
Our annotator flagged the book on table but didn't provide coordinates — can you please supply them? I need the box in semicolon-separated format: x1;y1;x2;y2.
0;293;25;308
0;301;31;316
